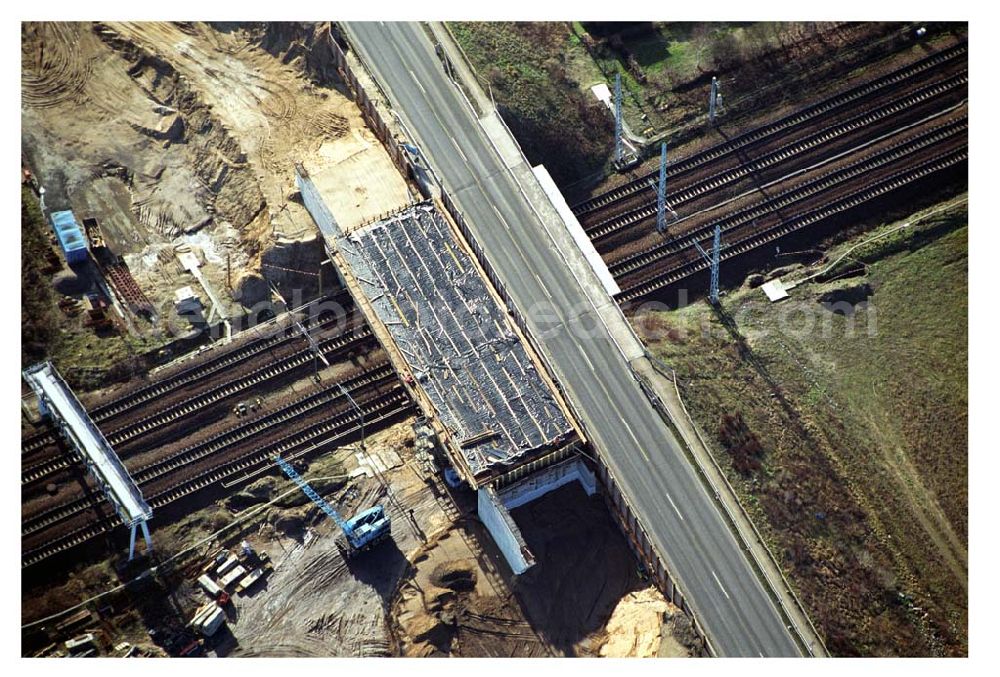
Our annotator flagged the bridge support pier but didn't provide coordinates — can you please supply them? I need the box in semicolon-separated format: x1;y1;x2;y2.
128;520;153;561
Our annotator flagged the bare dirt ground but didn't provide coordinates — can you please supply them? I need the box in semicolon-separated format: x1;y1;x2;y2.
21;21;396;363
393;482;694;657
304;127;411;233
224;424;429;656
600;587;692;657
179;443;695;658
221;441;696;658
22;22;695;659
103;22;410;238
24;417;690;658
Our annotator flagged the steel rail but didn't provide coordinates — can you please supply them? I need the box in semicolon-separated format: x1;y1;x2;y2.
21;362;398;537
22;389;413;567
586;74;968;241
572;43;967;216
609;117;967;278
21;290;356;457
616;148;967;301
22;326;377;485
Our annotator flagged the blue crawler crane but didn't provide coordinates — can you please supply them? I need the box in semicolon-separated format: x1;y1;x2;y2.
274;456;391;556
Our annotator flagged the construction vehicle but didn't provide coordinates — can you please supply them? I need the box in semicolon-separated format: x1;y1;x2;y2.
273;456;391;557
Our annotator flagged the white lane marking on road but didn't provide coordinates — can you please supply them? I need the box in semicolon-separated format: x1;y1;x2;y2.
491;203;510;228
531;271;551;298
580;350;596;373
618;415;649;462
711;569;732;600
449;135;469;164
488;202;535;274
664;491;684;521
407;68;427;95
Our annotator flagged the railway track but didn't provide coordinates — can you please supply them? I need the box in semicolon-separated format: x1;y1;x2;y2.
573;42;967;218
586;75;968;242
22;362;399;538
21;324;376;486
609;116;967;279
21;290;355;458
616;147;967;302
103;327;376;446
22;387;414;568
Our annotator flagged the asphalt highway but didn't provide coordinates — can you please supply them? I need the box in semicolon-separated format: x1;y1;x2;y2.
342;21;802;657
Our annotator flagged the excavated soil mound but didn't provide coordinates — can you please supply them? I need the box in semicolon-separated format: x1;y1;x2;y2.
407;613;455;654
429;559;478;593
53;270;87;295
598;587;670;657
271;513;305;539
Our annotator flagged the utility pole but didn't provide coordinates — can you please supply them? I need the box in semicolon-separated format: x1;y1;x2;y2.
614;72;624;165
693;224;723;304
656;142;668;234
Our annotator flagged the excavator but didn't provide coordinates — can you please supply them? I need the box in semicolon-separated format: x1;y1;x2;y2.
273;456;391;556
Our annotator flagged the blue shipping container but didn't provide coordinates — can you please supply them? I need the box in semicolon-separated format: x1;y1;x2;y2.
50;210;89;265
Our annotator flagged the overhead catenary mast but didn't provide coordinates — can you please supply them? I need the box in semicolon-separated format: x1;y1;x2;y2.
693;224;723;304
614;72;624;165
709;76;720;124
656;142;668;234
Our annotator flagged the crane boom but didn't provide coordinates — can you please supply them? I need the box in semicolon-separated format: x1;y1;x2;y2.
274;456;353;536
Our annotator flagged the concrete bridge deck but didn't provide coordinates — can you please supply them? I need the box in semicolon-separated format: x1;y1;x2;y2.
341;21;804;657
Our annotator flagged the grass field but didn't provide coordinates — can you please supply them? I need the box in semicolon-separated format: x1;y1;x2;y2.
449;22;614;187
634;198;968;655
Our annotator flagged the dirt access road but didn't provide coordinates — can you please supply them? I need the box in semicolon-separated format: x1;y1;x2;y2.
22;22;405;334
225;429;687;657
